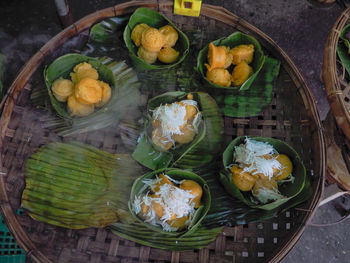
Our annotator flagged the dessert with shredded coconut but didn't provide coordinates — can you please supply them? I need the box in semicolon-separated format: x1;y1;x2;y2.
229;137;294;204
151;93;202;151
132;173;203;232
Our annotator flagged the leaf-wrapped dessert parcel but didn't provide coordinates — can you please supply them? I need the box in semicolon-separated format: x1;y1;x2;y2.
219;136;307;210
43;53;141;136
132;91;224;170
123;7;189;70
196;32;280;118
110;168;222;250
130;168;210;235
21;142;143;229
197;32;265;91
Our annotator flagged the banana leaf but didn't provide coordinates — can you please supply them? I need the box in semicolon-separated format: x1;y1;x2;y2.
220;136;307;210
196;32;265;91
41;54;141;136
128;168;211;237
337;24;350;77
123;7;190;70
21;142;142;229
90;16;130;44
132;91;224;170
110;221;222;251
199;161;312;227
210;56;280;117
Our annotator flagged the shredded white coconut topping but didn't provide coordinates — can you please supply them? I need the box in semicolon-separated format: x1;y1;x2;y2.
152;100;198;138
132;174;196;232
233;137;281;180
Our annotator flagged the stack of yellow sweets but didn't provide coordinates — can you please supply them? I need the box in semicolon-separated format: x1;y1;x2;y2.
131;23;180;64
205;42;255;87
51;62;111;117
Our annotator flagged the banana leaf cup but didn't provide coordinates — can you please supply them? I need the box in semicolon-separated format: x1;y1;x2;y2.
132;91;224;170
44;53;114;119
219;136;307;211
128;168;211;238
123;7;190;70
196;32;265;91
43;53;141;136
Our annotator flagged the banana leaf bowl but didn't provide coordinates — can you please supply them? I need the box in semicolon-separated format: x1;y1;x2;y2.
220;136;307;211
132;91;224;170
128;168;211;237
44;53;116;118
0;1;325;263
123;7;190;70
41;53;141;136
196;32;265;91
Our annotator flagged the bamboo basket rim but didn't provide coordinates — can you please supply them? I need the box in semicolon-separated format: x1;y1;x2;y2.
323;6;350;142
0;1;325;262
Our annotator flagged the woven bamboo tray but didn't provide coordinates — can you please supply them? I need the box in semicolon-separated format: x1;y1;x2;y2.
324;6;350;145
323;6;350;190
0;1;325;262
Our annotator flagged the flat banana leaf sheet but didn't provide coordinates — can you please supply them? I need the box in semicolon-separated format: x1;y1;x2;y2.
21;142;143;229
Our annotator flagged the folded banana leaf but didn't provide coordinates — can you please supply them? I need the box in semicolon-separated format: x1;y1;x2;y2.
129;168;211;237
21;142;142;229
198;162;312;227
38;54;141;136
123;7;190;70
210;56;280;117
132;91;224;170
337;24;350;76
220;136;307;210
196;32;265;91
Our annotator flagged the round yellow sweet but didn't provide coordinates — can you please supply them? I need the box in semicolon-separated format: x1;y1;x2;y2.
141;27;165;52
95;81;111;107
172;124;196;145
167;215;188;230
74;78;102;105
252;178;278;196
67;95;94;117
179;180;203;208
51;78;74;102
131;23;149;47
230;166;257;191
158;47;179;64
152;128;173;151
206;68;231;87
206;43;227;71
231;61;253;86
274;154;293;180
159;25;178;47
230;44;255;65
137;46;158;64
70;62;99;83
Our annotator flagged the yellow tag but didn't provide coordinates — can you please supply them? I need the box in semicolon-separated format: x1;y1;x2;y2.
174;0;202;17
